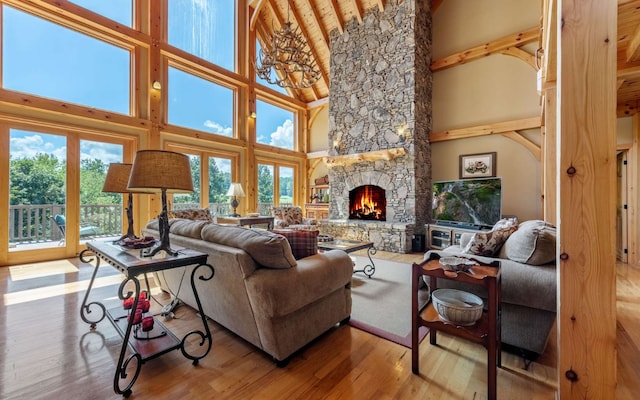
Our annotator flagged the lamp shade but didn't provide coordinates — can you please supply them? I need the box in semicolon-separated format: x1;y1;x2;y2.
226;183;245;197
128;150;193;193
102;163;133;193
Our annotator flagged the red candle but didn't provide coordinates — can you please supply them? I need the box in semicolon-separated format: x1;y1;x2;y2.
129;309;142;325
141;316;154;332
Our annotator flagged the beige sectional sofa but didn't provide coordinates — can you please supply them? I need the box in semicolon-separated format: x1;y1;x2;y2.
142;218;353;365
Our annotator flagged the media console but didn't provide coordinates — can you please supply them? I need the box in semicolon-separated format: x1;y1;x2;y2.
426;223;490;250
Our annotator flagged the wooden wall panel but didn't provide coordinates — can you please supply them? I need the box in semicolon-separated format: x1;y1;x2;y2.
557;0;617;398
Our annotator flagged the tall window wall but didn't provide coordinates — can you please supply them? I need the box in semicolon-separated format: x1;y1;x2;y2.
0;0;308;265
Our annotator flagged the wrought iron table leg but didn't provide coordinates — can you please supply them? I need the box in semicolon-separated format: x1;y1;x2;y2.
354;245;377;278
79;248;106;329
114;277;143;398
180;263;215;364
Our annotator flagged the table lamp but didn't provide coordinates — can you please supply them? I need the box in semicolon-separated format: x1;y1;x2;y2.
102;163;150;241
226;183;245;217
128;150;193;257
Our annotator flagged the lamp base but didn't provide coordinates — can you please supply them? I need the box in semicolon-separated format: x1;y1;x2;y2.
140;189;178;258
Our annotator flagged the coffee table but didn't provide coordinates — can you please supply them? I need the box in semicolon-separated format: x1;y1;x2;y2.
216;215;274;229
317;238;377;277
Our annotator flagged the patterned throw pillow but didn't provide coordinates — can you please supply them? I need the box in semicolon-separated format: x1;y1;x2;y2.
168;208;213;222
461;226;517;257
271;229;319;260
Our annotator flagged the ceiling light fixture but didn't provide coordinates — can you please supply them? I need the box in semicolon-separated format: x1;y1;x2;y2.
256;7;320;89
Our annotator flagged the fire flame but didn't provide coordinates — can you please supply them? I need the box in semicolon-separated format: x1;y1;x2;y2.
351;186;383;219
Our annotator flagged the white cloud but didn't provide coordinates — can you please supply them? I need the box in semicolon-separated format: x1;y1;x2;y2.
269;119;294;148
10;134;61;160
204;120;233;136
80;141;123;164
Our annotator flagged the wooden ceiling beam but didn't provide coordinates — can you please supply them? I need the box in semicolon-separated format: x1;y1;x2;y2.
249;0;268;30
329;0;345;34
376;0;385;12
626;23;640;61
349;0;363;24
431;27;539;72
429;117;541;142
305;0;331;50
500;47;537;70
285;0;330;91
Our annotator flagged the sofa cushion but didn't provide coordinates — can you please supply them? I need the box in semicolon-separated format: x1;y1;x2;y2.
168;208;213;222
461;226;517;257
272;229;319;259
169;219;209;239
504;220;556;265
201;224;297;269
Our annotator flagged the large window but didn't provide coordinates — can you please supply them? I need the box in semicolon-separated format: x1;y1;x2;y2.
173;154;201;208
168;0;236;72
209;157;231;204
168;67;234;137
2;6;131;114
256;100;295;150
69;0;133;27
257;163;296;213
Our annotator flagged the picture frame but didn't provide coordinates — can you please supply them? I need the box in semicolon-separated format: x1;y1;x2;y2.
459;152;497;179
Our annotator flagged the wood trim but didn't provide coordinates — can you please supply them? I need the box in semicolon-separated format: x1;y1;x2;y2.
626;22;640;62
431;27;539;72
328;0;344;35
429;117;541;142
349;0;363;24
500;47;537;70
557;0;617;397
502;131;541;160
250;0;268;30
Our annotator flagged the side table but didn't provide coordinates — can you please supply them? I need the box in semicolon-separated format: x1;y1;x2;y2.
79;240;214;398
411;252;501;400
215;215;274;229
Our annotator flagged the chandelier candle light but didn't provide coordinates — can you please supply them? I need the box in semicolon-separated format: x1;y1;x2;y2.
226;183;245;217
127;150;193;257
256;8;320;89
102;163;151;241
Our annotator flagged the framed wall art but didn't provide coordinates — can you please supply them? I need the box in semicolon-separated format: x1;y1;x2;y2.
459;152;497;179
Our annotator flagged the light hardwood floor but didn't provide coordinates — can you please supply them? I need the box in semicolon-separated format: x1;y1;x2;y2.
0;251;638;399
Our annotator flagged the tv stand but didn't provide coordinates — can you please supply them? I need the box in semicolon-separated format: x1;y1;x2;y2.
426;223;490;250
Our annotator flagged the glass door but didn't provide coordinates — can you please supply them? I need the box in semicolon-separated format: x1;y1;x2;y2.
9;129;67;251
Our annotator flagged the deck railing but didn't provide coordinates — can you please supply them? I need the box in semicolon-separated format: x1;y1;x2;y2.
9;202;288;244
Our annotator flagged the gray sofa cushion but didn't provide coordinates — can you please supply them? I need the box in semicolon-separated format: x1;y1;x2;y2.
504;220;556;265
201;223;297;269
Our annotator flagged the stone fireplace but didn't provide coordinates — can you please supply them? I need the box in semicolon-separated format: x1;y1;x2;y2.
349;185;386;221
318;1;432;253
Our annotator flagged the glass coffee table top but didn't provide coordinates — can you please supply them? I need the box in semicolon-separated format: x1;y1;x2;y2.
317;238;376;277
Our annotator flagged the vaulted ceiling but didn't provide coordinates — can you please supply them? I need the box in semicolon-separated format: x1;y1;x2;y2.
251;0;640;115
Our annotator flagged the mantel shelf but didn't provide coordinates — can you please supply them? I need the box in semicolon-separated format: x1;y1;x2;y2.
323;148;407;167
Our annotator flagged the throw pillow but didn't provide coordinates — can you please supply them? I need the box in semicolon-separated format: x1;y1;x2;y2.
168;208;213;222
491;216;518;231
272;229;319;259
201;224;297;269
461;226;517;257
504;220;556;265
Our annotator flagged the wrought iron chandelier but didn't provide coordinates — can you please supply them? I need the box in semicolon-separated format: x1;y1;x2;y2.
256;16;321;89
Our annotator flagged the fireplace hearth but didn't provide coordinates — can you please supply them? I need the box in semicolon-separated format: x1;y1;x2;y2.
349;185;386;221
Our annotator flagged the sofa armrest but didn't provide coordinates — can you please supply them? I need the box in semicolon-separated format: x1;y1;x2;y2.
244;250;353;318
273;218;288;229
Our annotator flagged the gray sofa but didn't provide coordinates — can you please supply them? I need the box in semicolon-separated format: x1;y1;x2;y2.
142;218;353;364
424;220;557;359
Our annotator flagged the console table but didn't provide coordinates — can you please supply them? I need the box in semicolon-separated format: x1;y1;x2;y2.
79;241;214;398
411;253;501;400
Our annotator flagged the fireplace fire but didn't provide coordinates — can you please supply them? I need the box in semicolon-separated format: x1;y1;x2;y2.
349;185;386;221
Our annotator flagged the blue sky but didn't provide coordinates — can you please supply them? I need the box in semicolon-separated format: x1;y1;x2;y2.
6;1;294;162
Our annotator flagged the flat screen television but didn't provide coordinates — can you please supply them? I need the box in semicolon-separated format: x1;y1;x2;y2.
432;177;502;229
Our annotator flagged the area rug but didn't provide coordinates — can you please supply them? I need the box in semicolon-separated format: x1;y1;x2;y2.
349;256;430;348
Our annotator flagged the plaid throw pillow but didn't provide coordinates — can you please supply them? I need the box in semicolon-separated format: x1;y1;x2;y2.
272;229;319;260
461;226;517;257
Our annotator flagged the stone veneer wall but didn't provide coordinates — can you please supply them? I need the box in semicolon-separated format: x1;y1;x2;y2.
326;0;432;253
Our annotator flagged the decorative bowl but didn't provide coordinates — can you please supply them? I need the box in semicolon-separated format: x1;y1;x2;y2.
438;256;475;272
431;288;484;326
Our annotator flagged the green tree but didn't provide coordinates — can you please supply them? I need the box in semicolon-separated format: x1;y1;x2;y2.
257;164;274;203
208;160;230;203
10;153;65;205
79;158;118;205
